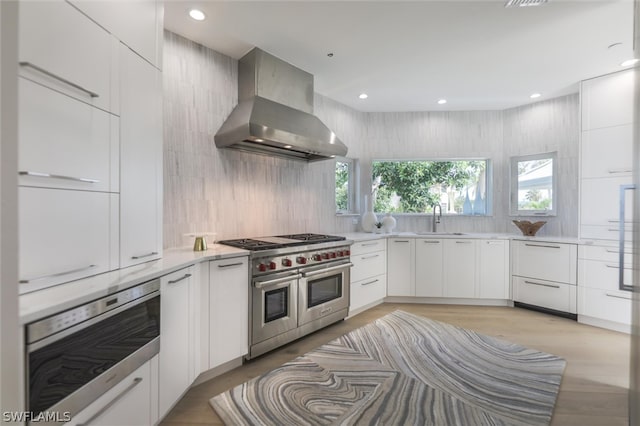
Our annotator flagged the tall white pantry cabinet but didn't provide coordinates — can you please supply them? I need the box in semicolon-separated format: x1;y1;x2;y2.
578;68;635;332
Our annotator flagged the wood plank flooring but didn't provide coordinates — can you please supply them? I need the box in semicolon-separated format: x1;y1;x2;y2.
160;304;630;425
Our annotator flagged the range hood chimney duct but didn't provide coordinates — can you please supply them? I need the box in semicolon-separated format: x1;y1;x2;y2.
214;48;348;162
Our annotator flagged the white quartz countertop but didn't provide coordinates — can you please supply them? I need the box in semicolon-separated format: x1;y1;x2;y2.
338;232;583;245
19;244;248;325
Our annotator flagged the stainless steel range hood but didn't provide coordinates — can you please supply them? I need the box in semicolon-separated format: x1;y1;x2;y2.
215;48;348;162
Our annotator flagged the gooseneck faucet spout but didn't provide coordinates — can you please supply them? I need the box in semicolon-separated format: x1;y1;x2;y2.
432;204;442;232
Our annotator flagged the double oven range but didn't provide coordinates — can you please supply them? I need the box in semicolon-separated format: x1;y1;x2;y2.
219;233;352;359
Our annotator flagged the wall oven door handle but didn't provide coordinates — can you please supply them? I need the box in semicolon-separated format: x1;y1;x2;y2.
254;273;301;289
619;184;635;292
301;262;354;278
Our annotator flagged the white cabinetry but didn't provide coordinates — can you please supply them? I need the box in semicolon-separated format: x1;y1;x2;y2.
159;267;194;419
387;239;415;296
443;240;476;298
119;44;162;268
511;240;577;315
350;239;387;314
67;358;156;426
415;239;443;297
478;240;510;299
209;257;249;368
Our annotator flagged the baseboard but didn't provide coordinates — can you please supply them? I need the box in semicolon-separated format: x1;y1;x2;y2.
384;296;511;306
191;357;244;387
578;315;631;334
347;299;385;318
513;301;577;321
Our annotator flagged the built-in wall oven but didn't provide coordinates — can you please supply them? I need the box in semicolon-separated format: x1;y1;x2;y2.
219;234;353;359
25;279;160;425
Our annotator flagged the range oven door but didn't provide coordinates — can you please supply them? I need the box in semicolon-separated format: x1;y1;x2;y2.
298;261;353;326
252;271;300;345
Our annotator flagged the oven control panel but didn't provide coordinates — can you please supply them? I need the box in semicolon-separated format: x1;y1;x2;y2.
252;245;351;275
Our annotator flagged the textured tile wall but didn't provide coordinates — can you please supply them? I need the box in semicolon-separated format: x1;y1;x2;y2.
163;31;580;248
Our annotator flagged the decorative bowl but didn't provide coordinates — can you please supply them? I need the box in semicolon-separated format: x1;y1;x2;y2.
512;220;546;236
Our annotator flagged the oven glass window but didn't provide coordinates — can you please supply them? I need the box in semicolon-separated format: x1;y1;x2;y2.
307;275;342;308
28;296;160;415
265;287;289;323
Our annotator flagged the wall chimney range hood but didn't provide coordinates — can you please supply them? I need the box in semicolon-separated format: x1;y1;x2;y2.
215;48;348;162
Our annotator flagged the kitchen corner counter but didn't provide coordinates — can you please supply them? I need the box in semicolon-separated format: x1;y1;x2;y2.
339;231;583;245
19;244;249;325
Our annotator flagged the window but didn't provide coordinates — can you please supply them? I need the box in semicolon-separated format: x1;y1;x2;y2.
510;152;557;216
371;159;490;215
335;158;356;213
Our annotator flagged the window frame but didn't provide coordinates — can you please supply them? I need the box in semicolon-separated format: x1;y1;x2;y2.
509;151;557;217
370;158;492;216
335;157;358;214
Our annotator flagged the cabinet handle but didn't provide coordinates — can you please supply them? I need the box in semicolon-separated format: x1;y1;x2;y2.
131;252;158;260
18;170;99;184
523;280;560;289
217;262;244;268
393;240;410;243
254;273;301;289
455;241;472;244
606;249;634;255
606;264;633;270
360;242;379;247
524;243;561;249
619;184;635;292
20;61;100;98
605;292;631;300
361;279;379;286
19;264;97;284
608;169;632;174
168;273;192;284
361;254;380;260
76;377;143;426
422;240;440;244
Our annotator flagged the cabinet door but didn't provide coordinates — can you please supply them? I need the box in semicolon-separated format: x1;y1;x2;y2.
443;240;476;298
512;240;577;284
350;275;387;312
120;44;162;267
581;125;633;179
387;239;415;296
351;250;386;283
415;239;444;297
159;267;193;419
581;69;634;131
478;240;509;299
19;0;112;112
209;257;249;368
579;287;631;325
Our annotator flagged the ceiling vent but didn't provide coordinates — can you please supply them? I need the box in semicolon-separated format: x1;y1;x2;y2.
504;0;548;7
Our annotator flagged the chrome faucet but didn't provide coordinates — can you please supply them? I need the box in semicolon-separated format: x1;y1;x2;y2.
432;204;442;232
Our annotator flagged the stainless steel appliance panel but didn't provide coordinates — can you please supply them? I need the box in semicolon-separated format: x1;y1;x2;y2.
251;272;299;344
298;261;352;327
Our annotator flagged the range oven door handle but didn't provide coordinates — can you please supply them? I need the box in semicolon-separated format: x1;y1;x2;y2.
253;273;301;289
301;262;354;278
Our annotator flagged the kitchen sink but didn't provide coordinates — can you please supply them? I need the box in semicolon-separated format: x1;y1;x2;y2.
416;232;466;236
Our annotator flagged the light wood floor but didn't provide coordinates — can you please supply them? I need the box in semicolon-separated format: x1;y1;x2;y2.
161;304;630;425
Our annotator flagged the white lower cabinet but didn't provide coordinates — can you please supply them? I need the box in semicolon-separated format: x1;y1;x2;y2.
350;239;387;312
579;287;631;326
443;240;476;298
387;239;415;296
159;266;194;419
415;239;444;297
67;358;156;426
478;240;509;299
513;276;577;314
209;257;249;368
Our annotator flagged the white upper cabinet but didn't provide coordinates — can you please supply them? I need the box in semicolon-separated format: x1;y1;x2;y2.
18;0;113;112
68;0;163;68
581;69;635;131
581;124;633;179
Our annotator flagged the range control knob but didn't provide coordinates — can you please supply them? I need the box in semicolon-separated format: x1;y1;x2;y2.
269;261;277;270
322;253;329;259
330;252;337;258
282;258;292;267
296;256;307;265
257;263;267;272
344;249;350;256
312;254;322;261
337;250;344;257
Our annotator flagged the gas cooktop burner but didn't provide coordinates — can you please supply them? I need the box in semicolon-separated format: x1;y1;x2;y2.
218;233;346;251
217;238;285;251
277;233;346;243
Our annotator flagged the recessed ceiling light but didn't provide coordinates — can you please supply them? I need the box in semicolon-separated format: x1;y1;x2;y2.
530;93;541;99
189;9;206;21
283;145;292;149
504;0;548;7
254;138;264;142
437;99;447;105
621;58;639;67
359;93;368;100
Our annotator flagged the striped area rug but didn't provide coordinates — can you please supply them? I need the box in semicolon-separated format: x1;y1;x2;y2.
210;310;565;425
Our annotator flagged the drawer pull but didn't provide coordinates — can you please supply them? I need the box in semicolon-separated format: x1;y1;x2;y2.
393;240;410;243
361;254;380;260
131;252;158;260
19;170;99;184
76;377;143;426
608;169;632;174
455;241;472;244
524;243;561;249
361;279;379;286
20;61;100;98
361;242;379;247
422;240;441;244
217;262;244;268
605;249;634;254
19;264;97;284
168;273;192;284
605;292;631;300
606;264;633;270
524;280;560;289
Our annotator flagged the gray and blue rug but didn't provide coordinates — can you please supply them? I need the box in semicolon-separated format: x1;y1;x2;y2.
210;310;565;425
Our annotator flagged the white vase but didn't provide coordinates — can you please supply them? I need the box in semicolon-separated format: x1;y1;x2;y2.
361;195;377;232
381;213;396;233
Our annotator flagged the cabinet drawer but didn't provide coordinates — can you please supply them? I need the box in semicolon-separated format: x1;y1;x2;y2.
580;177;633;226
18;79;118;193
19;0;113;112
580;225;633;242
512;240;577;284
579;287;631;325
19;188;117;293
581;125;633;179
579;243;633;262
351;250;386;282
350;239;386;256
513;276;576;314
350;274;387;312
578;259;632;291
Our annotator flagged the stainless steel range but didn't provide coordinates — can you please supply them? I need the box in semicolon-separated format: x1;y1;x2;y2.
218;233;353;359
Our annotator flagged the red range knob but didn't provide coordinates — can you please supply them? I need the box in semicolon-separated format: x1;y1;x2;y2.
344;249;350;255
330;252;337;258
269;261;277;270
297;256;307;264
282;258;292;267
337;251;344;257
258;263;267;272
322;253;329;259
313;254;322;261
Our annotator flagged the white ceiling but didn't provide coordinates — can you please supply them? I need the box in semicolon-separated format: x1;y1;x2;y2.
164;0;635;112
